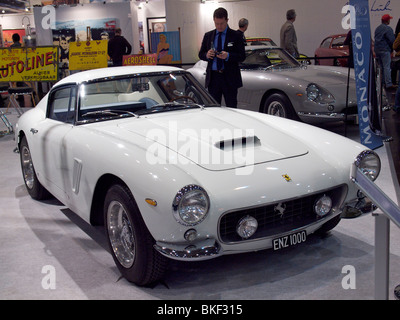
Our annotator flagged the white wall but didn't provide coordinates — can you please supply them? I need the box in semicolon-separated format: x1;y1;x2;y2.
166;0;400;63
32;2;139;53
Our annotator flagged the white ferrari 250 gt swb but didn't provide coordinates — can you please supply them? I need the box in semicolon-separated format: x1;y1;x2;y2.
16;66;380;286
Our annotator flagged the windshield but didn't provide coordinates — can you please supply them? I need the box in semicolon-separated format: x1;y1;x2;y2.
241;48;300;70
77;71;217;123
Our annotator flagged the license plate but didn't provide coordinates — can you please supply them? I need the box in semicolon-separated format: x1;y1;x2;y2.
273;230;307;250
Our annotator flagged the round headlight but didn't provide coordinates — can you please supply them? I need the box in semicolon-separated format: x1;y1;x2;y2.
306;84;320;101
172;185;210;226
236;215;258;239
314;195;332;217
355;150;381;181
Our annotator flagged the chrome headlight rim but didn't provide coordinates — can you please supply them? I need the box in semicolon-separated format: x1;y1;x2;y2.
354;150;381;181
172;185;210;226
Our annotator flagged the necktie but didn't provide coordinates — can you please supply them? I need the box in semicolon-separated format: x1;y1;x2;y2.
217;32;223;71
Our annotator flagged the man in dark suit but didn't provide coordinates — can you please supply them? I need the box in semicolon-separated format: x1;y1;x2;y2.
199;7;246;108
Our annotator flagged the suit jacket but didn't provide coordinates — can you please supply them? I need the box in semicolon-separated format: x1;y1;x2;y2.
199;27;245;89
280;21;299;58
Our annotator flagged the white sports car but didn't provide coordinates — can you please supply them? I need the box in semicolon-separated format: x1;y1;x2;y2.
16;66;380;286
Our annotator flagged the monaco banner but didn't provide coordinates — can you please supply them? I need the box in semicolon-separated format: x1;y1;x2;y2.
349;0;383;149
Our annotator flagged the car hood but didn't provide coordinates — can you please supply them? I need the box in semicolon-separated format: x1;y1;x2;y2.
118;108;308;171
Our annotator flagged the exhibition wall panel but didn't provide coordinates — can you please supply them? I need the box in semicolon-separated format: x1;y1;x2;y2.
166;0;400;63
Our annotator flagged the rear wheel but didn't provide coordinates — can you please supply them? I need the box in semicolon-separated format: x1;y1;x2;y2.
104;184;167;286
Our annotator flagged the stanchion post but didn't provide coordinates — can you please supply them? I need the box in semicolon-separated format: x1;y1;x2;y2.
373;212;390;300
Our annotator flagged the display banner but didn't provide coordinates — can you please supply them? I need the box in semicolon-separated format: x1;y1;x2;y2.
123;54;157;66
349;0;383;149
69;40;108;70
0;46;58;82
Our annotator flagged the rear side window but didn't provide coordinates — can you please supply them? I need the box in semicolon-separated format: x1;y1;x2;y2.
48;86;77;124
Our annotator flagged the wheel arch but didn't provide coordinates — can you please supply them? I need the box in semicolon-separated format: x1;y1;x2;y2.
90;173;129;226
259;89;289;113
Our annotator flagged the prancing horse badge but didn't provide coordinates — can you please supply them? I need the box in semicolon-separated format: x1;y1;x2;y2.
282;174;292;182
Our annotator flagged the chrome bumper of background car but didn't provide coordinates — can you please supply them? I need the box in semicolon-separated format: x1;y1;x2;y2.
154;239;220;260
341;195;377;218
298;111;357;121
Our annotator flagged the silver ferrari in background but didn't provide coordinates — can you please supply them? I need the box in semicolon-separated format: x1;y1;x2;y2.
188;46;357;124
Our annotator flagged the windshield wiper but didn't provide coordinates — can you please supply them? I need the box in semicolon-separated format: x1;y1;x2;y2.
81;109;139;118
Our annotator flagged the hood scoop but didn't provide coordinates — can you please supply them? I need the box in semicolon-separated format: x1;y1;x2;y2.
215;136;261;151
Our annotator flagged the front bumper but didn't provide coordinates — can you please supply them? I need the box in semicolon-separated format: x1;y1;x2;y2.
298;111;358;122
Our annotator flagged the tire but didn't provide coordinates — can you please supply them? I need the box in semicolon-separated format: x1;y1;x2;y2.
19;136;50;200
104;184;167;286
263;93;297;120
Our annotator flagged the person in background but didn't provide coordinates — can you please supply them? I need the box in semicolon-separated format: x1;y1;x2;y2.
107;28;132;67
198;7;245;108
280;9;299;58
237;18;249;45
374;14;396;90
10;33;22;47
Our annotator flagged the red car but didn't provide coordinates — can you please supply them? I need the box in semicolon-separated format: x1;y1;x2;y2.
314;34;349;67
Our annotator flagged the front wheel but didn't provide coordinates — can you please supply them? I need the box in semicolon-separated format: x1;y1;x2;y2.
19;136;50;200
262;93;297;120
104;184;167;286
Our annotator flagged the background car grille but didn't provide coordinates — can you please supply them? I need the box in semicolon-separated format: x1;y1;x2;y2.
219;185;347;243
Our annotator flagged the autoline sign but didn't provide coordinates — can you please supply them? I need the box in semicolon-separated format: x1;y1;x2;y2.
345;0;383;149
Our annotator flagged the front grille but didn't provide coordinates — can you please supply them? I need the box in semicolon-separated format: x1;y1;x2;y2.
219;185;347;243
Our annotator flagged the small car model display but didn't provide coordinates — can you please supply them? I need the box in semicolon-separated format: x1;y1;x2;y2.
188;46;357;124
16;65;380;286
314;34;349;67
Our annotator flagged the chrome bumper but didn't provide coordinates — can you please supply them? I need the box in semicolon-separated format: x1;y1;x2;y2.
154;239;220;260
298;111;358;121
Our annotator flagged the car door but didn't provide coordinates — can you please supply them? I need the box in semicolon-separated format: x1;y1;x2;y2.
31;84;77;203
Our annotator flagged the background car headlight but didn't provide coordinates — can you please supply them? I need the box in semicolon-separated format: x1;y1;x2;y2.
306;84;320;101
306;83;335;103
354;150;381;181
172;185;210;226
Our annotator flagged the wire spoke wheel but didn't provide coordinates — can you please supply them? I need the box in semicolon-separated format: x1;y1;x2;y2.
107;200;136;268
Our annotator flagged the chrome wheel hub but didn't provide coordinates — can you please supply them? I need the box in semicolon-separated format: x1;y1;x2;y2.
107;201;135;268
21;146;34;189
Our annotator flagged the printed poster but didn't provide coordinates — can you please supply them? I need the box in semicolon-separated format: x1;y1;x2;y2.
69;40;108;70
0;46;58;82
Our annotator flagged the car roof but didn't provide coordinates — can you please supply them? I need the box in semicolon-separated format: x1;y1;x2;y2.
54;65;184;87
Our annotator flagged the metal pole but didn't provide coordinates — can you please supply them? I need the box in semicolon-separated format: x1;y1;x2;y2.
374;212;390;300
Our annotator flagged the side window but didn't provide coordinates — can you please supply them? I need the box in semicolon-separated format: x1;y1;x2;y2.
321;38;332;48
48;86;77;123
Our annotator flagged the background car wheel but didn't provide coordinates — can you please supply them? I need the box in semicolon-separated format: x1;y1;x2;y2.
104;184;167;286
314;56;320;65
263;93;297;120
19;136;51;200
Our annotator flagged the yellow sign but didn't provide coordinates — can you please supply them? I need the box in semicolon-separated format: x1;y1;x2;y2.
69;40;108;70
0;46;58;82
123;54;157;66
